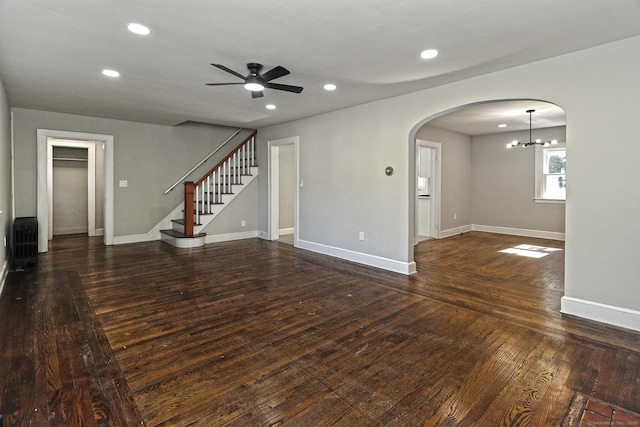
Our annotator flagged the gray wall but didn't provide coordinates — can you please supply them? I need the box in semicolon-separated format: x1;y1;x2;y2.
11;108;254;237
415;125;472;232
202;178;258;236
0;75;11;286
257;107;409;262
471;126;566;232
256;35;640;325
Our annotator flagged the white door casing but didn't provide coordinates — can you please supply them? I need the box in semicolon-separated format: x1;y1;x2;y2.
37;129;114;252
267;136;299;245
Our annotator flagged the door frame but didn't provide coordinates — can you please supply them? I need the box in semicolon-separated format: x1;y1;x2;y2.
415;139;441;243
48;139;96;238
37;129;114;252
267;136;299;245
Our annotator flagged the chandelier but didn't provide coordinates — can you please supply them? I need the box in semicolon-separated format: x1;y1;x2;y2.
506;109;558;148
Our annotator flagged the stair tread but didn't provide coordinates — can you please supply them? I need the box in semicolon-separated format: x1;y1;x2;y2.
160;229;206;238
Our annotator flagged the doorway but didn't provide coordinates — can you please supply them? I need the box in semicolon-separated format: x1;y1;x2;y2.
51;144;95;236
37;129;114;252
415;139;441;244
268;136;299;246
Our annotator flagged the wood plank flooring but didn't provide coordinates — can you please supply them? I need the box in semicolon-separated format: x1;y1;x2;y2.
2;232;640;426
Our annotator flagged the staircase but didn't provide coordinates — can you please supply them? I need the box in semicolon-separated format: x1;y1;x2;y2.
160;131;258;248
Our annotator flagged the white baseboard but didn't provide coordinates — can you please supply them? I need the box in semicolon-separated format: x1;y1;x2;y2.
439;225;472;239
258;230;268;239
297;239;416;275
472;224;565;241
54;226;88;235
205;230;258;244
437;224;565;241
561;296;640;332
279;227;294;236
113;232;160;245
0;257;8;297
96;228;104;236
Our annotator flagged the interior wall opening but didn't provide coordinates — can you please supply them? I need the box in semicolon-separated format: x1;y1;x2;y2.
52;146;91;236
409;98;567;276
267;136;300;247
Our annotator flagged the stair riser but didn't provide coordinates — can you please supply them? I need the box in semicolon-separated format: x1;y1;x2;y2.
161;233;206;248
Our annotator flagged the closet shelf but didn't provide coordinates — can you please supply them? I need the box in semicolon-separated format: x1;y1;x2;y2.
53;157;88;162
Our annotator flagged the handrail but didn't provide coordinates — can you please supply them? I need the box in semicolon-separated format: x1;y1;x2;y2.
194;130;257;188
163;128;243;194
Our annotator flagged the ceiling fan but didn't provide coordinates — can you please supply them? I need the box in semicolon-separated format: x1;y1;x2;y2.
206;63;304;98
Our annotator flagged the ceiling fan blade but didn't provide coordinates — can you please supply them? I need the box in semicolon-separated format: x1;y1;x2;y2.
261;66;290;82
265;82;304;93
211;64;246;80
205;82;245;86
251;90;264;99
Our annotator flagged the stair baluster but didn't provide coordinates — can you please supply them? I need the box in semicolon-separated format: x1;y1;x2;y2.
183;131;257;237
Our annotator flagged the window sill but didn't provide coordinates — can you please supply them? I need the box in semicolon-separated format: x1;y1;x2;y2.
534;198;565;205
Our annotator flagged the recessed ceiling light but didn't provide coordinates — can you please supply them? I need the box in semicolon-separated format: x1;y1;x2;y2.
420;49;439;59
324;83;337;91
102;69;120;78
127;23;151;36
266;104;276;110
498;124;507;128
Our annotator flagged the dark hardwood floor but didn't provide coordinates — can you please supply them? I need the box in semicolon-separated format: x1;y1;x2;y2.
2;232;640;426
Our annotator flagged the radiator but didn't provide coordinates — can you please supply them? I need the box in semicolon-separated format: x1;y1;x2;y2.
12;217;38;269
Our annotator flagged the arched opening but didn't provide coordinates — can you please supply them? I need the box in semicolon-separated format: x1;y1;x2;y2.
408;99;567;273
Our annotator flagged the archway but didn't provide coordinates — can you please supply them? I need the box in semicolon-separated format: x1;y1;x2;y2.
408;99;567;262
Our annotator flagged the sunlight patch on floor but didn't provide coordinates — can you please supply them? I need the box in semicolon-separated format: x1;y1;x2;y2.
499;244;562;258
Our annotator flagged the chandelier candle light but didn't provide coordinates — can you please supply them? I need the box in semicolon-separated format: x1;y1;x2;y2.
506;109;558;148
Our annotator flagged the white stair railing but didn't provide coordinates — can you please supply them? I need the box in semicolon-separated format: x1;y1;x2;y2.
184;131;256;236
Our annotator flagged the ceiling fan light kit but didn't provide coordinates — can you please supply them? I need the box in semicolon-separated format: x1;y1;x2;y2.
207;62;303;99
506;109;558;148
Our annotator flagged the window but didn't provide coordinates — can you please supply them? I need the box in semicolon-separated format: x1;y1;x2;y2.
535;143;566;202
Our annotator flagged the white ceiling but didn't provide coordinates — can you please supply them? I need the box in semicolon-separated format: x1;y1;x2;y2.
427;100;566;136
1;1;639;130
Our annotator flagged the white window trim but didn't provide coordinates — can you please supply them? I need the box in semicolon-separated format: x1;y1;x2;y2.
534;142;566;204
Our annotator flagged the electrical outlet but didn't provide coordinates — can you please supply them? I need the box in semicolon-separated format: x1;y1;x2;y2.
241;220;246;227
359;231;365;241
454;213;457;221
119;180;128;188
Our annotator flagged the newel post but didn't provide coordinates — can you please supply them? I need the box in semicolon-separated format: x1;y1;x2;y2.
184;181;195;237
